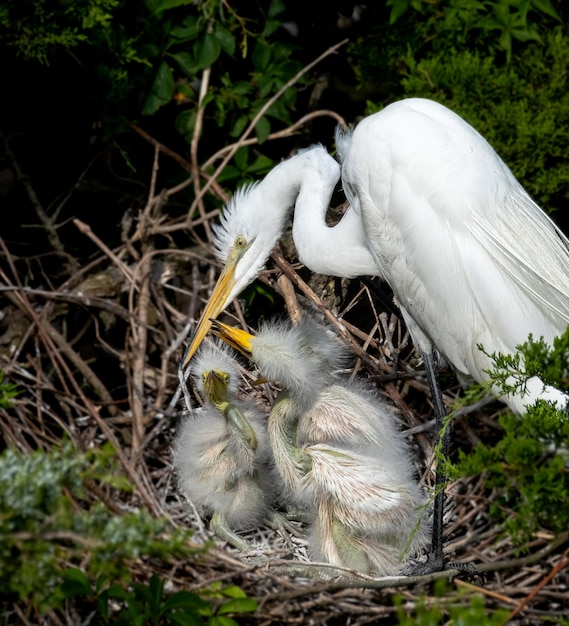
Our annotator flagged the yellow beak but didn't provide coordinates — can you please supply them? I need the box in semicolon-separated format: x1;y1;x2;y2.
202;370;229;408
210;319;255;357
180;258;238;369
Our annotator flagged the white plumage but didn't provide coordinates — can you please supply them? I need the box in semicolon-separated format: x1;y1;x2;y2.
183;97;569;413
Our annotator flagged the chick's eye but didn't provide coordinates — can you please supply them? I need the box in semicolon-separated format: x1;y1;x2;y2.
234;235;247;250
222;373;230;384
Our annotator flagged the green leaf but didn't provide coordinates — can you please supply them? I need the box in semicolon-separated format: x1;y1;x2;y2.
268;0;285;19
254;116;271;144
163;591;211;612
210;617;238;626
231;81;253;95
175;109;197;140
233;146;249;170
105;584;131;601
386;0;412;24
252;42;271;71
144;0;195;14
246;155;274;176
229;114;249;137
214;23;236;56
218;585;247;599
215;165;241;184
170;51;199;76
170;16;202;41
531;0;561;20
194;33;222;70
142;62;174;115
170;614;206;626
147;574;164;616
59;568;92;598
217;598;258;614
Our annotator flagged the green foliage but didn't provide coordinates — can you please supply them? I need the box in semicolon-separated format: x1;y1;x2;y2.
456;408;569;547
482;327;569;398
353;0;561;95
452;330;569;547
0;443;197;618
159;0;303;145
57;570;258;625
394;579;509;624
0;372;20;408
0;443;260;623
0;0;121;64
215;147;274;185
384;0;560;61
1;0;303;150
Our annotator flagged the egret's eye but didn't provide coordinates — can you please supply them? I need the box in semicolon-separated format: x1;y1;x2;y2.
222;373;230;385
234;235;247;250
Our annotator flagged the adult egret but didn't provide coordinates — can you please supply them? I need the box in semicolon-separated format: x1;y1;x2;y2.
183;97;569;412
172;343;276;551
182;97;569;569
212;316;429;575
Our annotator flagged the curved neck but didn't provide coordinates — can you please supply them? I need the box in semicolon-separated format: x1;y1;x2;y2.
290;165;378;278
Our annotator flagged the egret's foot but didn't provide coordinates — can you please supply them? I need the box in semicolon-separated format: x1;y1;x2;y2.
238;552;271;567
404;556;480;579
404;551;445;576
446;561;483;583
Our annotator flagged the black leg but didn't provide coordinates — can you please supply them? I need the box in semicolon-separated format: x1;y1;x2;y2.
360;276;451;574
419;350;449;573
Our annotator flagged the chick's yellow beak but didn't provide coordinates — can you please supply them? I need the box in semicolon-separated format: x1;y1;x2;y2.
202;370;229;407
210;320;255;357
181;259;238;370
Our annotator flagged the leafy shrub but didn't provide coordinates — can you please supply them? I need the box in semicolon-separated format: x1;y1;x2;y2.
0;0;303;146
0;0;121;63
452;329;569;547
0;443;196;619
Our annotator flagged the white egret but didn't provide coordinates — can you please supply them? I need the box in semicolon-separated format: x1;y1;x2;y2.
172;344;276;551
182;97;569;569
212;316;429;575
183;97;569;411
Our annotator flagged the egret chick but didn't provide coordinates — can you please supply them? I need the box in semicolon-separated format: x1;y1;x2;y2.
212;316;429;574
302;443;428;575
173;343;274;551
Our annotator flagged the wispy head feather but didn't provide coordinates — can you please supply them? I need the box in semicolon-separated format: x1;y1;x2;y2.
250;316;346;409
212;183;261;263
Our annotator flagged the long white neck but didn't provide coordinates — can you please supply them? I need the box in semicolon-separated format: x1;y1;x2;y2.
290;152;378;278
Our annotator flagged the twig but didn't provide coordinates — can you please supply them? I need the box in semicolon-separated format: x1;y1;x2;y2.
505;548;569;623
201;110;347;171
186;39;348;220
1;132;79;274
190;67;213;242
73;218;136;285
